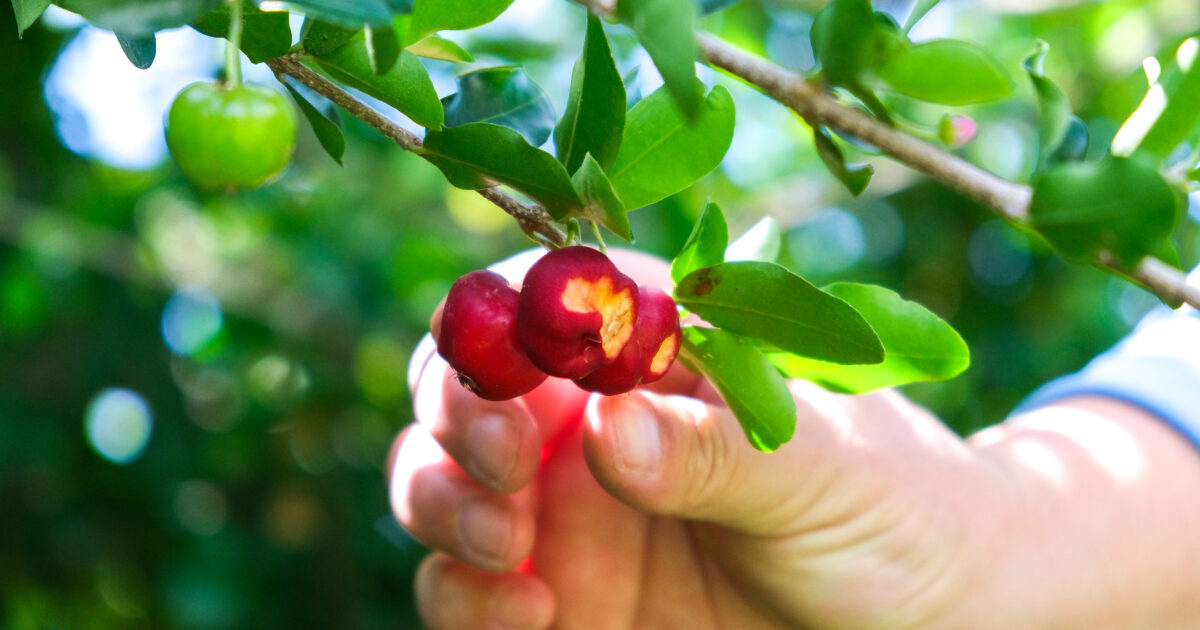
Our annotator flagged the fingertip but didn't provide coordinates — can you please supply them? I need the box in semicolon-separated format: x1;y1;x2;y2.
417;553;555;630
417;362;542;492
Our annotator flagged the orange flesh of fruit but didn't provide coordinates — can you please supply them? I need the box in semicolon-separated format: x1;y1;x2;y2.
560;277;635;359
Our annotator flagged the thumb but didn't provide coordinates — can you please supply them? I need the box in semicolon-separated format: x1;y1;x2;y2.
582;389;813;535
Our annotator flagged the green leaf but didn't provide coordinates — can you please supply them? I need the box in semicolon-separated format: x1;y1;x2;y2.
421;122;582;218
810;0;878;86
301;19;357;56
12;0;52;37
608;84;735;210
813;126;874;196
725;217;781;263
767;283;969;393
279;0;392;27
57;0;217;35
1029;157;1178;266
671;200;728;284
877;39;1013;105
1050;116;1089;162
555;13;626;174
678;326;796;452
1111;37;1200;163
315;39;443;129
570;154;632;242
406;34;473;62
407;0;515;44
442;67;555;147
283;82;346;165
365;23;401;74
1022;41;1072;167
115;31;155;69
617;0;702;119
385;0;413;12
192;1;291;64
674;262;883;364
901;0;939;32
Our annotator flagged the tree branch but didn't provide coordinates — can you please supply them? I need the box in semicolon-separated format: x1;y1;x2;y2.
266;55;566;247
694;33;1200;311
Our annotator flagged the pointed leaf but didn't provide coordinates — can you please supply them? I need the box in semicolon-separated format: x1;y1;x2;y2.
1022;40;1074;167
115;31;155;69
1029;157;1178;266
679;326;796;452
674;262;883;364
671;201;727;284
57;0;217;35
407;0;515;43
315;39;443;129
901;0;939;32
767;283;969;393
813;127;873;196
877;39;1013;105
366;23;401;75
617;0;702;118
407;34;473;62
301;18;358;56
1112;37;1200;162
442;67;555;147
726;217;781;263
12;0;52;37
422;122;582;218
608;84;735;210
192;1;291;64
571;154;632;242
279;0;392;27
555;13;626;174
283;82;346;165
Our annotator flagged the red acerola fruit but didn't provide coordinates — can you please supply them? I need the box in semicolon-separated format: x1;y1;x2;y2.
437;270;548;401
574;285;681;395
517;247;639;380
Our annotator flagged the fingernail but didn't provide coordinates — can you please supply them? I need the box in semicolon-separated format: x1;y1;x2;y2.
607;397;662;476
458;498;512;567
467;413;518;488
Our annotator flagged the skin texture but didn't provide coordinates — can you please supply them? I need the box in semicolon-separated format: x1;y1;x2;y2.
393;249;1200;630
165;81;297;191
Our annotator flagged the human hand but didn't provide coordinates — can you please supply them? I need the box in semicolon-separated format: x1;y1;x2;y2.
388;248;1200;630
389;248;1011;629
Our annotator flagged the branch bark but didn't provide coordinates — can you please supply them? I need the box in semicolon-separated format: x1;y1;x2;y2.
266;55;566;247
694;33;1200;311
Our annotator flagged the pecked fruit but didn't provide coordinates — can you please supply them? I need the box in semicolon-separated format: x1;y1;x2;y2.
517;247;639;380
437;270;548;401
574;285;681;395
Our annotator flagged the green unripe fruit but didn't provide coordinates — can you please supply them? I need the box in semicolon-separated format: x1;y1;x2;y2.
165;81;297;191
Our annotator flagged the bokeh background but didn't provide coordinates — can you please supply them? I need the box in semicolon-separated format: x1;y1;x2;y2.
3;0;1199;627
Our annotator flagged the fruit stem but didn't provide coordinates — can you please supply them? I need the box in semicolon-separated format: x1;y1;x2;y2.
225;0;244;88
589;220;607;254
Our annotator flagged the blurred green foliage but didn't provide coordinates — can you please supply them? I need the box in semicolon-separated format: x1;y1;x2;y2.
2;0;1199;628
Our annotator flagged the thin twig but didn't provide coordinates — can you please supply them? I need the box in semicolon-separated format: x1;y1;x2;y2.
694;33;1200;311
266;55;566;247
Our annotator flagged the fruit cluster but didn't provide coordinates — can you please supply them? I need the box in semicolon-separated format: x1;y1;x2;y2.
436;247;682;401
